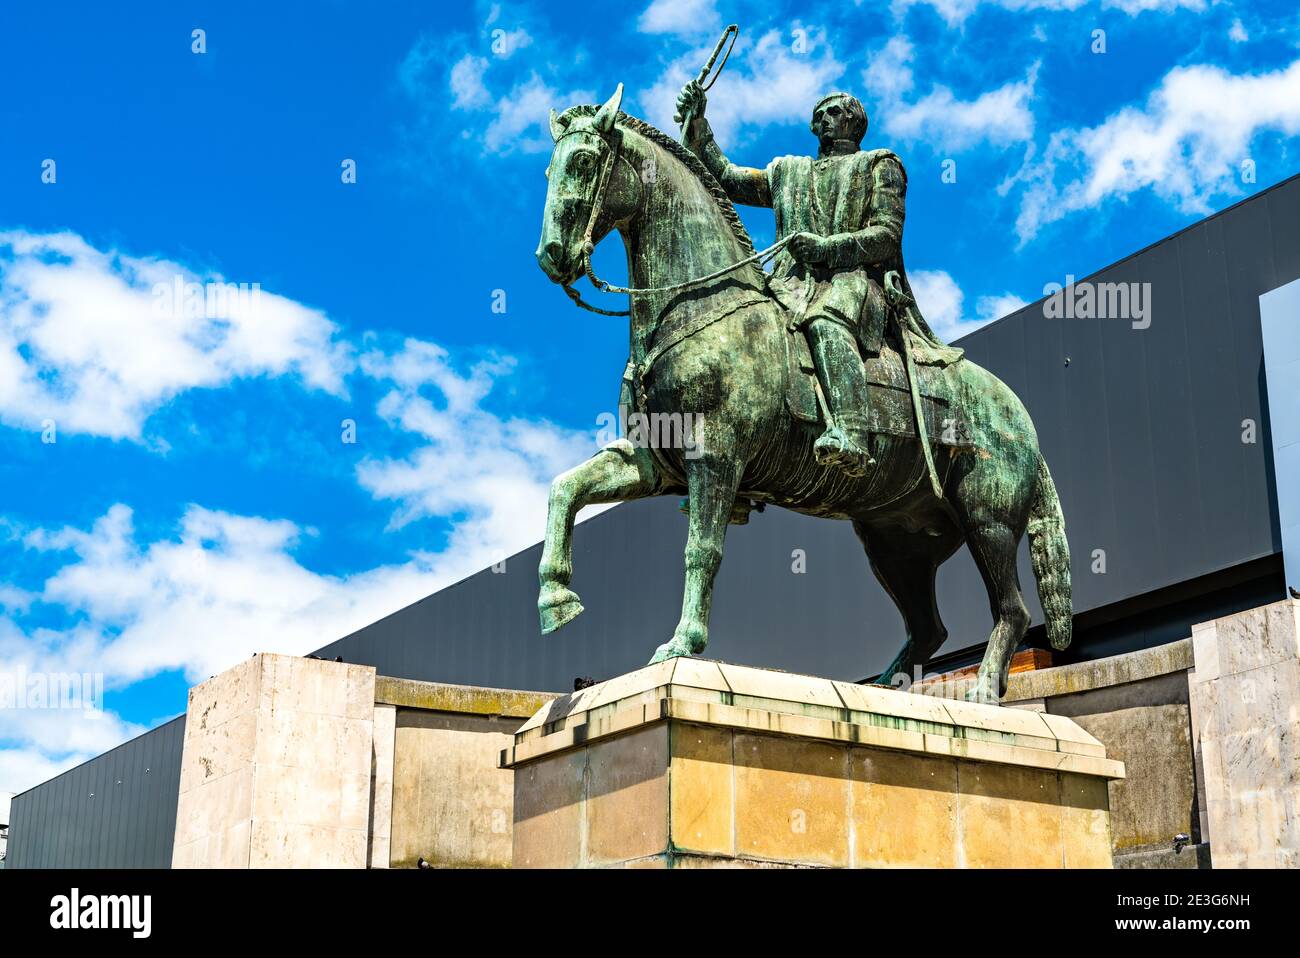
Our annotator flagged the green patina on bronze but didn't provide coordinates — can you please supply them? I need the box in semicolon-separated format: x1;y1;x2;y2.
532;76;1071;705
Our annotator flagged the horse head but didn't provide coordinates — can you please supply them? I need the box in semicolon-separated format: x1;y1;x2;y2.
535;84;643;286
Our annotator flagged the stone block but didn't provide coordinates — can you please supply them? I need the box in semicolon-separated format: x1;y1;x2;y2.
512;748;586;869
173;653;376;869
1069;705;1195;852
505;659;1121;868
1059;773;1114;868
733;733;849;867
850;748;957;868
957;763;1063;869
587;724;669;865
390;710;519;868
668;724;734;857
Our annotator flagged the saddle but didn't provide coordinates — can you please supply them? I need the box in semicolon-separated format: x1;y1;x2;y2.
616;281;972;457
784;324;973;449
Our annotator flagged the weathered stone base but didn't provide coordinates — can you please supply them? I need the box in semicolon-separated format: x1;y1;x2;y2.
172;654;557;868
503;659;1123;869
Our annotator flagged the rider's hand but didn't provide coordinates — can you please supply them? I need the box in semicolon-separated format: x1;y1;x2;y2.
674;80;707;126
789;232;828;265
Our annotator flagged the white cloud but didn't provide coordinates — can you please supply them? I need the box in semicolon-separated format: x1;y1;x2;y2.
0;502;444;792
400;16;586;157
356;338;601;570
863;36;915;103
889;0;1203;28
398;34;440;100
909;270;1020;340
911;269;969;340
637;0;720;36
1006;58;1300;242
1229;18;1249;43
483;73;595;155
886;72;1037;151
1106;0;1206;12
976;292;1029;321
11;504;434;687
0;707;147;796
0;231;352;441
863;37;1037;151
642;27;845;144
888;0;1075;28
422;49;591;156
449;54;491;109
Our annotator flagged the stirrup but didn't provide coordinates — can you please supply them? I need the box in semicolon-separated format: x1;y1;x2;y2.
814;427;875;477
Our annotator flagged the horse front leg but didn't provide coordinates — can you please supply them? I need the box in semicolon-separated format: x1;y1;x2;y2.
650;452;741;663
539;439;660;634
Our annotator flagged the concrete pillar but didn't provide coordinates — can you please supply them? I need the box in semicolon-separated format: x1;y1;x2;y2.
172;654;376;868
1191;598;1300;867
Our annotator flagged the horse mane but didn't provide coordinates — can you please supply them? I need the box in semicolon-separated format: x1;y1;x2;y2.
558;105;757;257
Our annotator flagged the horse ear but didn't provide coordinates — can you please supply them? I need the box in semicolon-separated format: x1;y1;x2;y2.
593;83;624;135
549;108;566;142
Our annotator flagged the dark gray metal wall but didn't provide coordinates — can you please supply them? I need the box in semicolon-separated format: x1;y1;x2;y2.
7;173;1298;868
4;717;183;868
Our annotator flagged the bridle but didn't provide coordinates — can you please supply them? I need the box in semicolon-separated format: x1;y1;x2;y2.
554;123;791;317
554;125;638;317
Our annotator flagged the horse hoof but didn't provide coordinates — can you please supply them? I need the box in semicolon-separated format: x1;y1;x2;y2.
539;589;584;635
648;640;692;664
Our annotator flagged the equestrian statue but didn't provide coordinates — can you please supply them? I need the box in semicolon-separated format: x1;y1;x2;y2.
531;32;1071;704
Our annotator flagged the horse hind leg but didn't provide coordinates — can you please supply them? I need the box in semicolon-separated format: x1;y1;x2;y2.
538;439;660;634
961;518;1031;705
854;520;962;690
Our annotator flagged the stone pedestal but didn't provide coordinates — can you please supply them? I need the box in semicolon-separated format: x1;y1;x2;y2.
502;659;1124;869
172;654;377;868
171;653;559;869
1191;598;1300;867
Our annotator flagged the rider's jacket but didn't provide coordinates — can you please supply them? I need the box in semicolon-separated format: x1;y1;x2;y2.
688;120;961;365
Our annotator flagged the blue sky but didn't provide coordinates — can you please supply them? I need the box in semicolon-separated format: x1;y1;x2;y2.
0;0;1297;791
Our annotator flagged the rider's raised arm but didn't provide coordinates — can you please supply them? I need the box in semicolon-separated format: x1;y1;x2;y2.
823;154;906;268
685;118;772;209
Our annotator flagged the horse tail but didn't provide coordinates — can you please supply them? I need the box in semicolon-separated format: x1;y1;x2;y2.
1027;453;1072;651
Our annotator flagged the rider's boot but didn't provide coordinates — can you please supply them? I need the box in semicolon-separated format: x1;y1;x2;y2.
808;318;875;478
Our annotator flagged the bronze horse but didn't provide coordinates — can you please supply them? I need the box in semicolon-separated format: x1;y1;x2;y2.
533;86;1071;704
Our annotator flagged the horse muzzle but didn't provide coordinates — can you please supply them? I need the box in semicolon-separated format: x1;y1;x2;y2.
535;241;582;286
